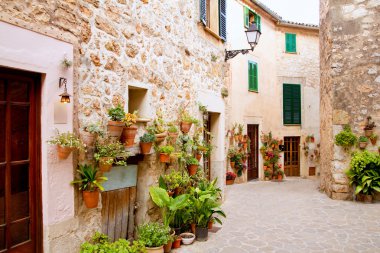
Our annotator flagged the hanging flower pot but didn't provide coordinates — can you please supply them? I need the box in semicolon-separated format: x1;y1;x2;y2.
187;165;198;176
140;142;153;155
107;120;124;139
230;161;235;169
57;145;74;160
226;179;235;185
196;153;202;161
180;122;192;134
359;142;368;149
370;136;378;145
155;132;167;143
159;153;170;163
82;190;99;208
122;125;138;147
168;132;179;142
99;157;113;172
81;131;97;147
365;129;374;138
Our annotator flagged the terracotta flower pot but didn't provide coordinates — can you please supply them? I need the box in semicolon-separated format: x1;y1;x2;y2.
163;241;172;253
180;122;192;134
370;137;377;145
155;132;167;143
359;142;368;149
146;245;164;253
187;165;198;176
365;129;373;137
230;162;235;169
82;190;99;208
243;143;248;150
226;179;235;185
122;125;138;147
195;153;202;161
81;131;97;147
172;238;181;249
159;153;171;163
57;145;73;160
190;223;196;234
168;132;179;143
208;220;213;229
357;194;373;203
140;142;153;154
107;120;124;139
277;174;283;182
99;157;113;172
174;187;182;196
167;190;174;197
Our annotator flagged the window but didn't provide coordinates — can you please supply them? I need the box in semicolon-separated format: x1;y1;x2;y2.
283;84;301;125
285;33;297;53
200;0;226;41
248;61;258;92
244;6;261;31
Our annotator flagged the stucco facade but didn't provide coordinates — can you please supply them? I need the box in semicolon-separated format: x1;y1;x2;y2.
0;0;227;252
319;0;380;200
226;0;320;181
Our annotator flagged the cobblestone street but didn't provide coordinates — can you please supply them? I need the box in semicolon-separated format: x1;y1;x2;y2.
175;179;380;253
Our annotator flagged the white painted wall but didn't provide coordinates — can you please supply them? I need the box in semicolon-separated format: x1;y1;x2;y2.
0;21;74;251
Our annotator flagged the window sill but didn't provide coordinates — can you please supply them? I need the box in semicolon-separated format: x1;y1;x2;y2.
285;51;297;54
203;26;223;41
283;124;301;126
248;89;258;93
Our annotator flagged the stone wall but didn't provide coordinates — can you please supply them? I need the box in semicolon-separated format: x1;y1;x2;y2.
0;0;227;251
319;0;380;200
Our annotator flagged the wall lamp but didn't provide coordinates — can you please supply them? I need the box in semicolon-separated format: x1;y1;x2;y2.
59;77;71;103
225;22;261;61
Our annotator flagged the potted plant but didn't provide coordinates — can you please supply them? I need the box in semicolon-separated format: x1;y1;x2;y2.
172;235;181;249
158;145;175;163
81;123;103;147
179;233;195;245
180;111;198;134
80;232;146;252
358;136;368;149
137;222;171;253
264;170;271;181
227;148;238;168
186;157;199;176
277;168;284;181
107;104;125;138
346;151;380;203
370;133;378;145
167;124;179;142
364;116;376;137
160;171;190;196
94;140;129;172
237;124;244;142
334;125;358;151
71;164;107;208
140;133;156;154
48;131;85;160
147;109;167;143
122;110;138;147
226;171;236;185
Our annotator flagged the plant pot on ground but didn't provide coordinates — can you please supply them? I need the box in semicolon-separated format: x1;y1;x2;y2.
226;171;237;185
140;133;156;154
48;131;85;160
358;136;368;149
172;236;181;249
158;145;175;163
186;157;199;176
71;164;107;208
180;233;195;245
195;227;208;241
107;104;126;138
164;230;175;253
356;194;373;203
208;220;214;229
137;222;171;253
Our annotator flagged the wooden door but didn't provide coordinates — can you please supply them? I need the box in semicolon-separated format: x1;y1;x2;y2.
284;137;300;176
247;124;259;180
0;68;41;253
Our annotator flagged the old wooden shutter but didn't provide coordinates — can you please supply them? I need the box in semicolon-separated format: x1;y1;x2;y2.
248;61;258;91
253;63;258;91
200;0;207;25
255;14;261;32
283;84;301;124
219;0;227;41
285;33;296;53
244;6;249;28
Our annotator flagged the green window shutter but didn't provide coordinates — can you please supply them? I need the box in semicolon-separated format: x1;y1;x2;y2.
285;33;296;53
248;61;258;92
253;63;258;91
219;0;227;41
254;13;261;32
283;84;301;124
244;7;249;28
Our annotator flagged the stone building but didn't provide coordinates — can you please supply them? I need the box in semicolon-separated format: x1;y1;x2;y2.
0;0;228;252
226;0;320;182
320;0;380;200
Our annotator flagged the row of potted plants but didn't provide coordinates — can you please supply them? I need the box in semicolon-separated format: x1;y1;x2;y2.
260;132;284;181
335;124;378;151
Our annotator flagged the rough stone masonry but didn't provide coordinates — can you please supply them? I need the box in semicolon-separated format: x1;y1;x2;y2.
320;0;380;200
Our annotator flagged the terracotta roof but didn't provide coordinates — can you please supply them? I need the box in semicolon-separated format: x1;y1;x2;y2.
250;0;319;30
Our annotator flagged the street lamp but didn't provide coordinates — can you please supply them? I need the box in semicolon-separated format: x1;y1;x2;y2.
225;22;261;61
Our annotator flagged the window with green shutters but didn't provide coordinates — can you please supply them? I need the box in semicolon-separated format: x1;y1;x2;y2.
285;33;297;53
248;61;258;92
244;6;261;32
283;84;301;125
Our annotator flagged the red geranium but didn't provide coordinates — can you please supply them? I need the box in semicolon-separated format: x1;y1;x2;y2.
226;171;237;180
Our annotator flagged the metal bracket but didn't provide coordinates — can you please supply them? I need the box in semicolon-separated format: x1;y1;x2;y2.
225;48;253;61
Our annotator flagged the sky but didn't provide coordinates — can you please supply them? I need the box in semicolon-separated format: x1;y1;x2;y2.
260;0;320;25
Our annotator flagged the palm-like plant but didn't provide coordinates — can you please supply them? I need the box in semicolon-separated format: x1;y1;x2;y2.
71;164;107;192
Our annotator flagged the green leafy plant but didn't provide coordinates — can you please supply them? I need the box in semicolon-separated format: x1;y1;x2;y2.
334;125;358;150
221;87;228;98
108;104;125;122
167;124;178;133
359;136;368;142
140;133;156;143
48;131;85;151
147;109;166;134
80;232;146;253
158;145;175;154
264;170;271;178
159;171;190;191
186;157;199;166
137;222;171;248
346;151;380;196
94;140;129;166
370;133;378;140
181;111;199;124
71;164;107;192
124;110;138;127
83;123;104;136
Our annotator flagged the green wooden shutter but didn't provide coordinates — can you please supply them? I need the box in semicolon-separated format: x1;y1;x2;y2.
219;0;227;41
283;84;301;124
254;13;261;32
253;63;258;91
248;62;258;92
244;7;249;28
200;0;207;25
285;33;296;53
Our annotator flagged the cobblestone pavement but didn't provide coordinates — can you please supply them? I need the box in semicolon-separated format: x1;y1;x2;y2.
174;178;380;253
